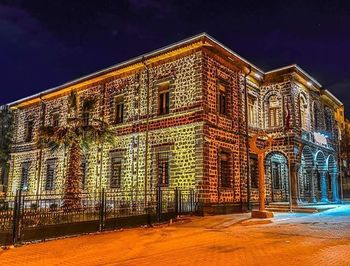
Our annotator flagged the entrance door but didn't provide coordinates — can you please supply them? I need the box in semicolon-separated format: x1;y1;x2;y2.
271;161;283;202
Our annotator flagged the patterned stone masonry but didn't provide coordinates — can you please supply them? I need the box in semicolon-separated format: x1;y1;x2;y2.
247;72;340;204
201;49;245;205
7;49;205;203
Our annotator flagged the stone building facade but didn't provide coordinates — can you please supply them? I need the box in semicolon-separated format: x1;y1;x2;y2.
5;33;344;213
338;113;350;199
247;66;342;205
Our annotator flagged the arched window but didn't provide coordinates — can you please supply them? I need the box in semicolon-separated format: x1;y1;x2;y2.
313;102;320;131
324;107;333;133
267;95;281;128
299;94;308;130
248;95;258;127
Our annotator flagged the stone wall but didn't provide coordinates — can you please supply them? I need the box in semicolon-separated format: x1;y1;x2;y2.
8;50;204;199
201;49;245;204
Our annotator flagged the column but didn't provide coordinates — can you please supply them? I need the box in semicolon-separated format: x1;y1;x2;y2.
332;173;340;203
320;171;329;203
310;170;317;203
290;162;300;205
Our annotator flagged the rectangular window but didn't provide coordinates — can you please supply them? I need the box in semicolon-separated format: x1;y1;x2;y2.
115;97;124;124
250;154;259;189
45;160;55;190
20;163;29;192
271;161;281;189
82;112;90;126
248;96;256;126
52;113;60;127
25;120;34;142
110;156;122;188
269;107;279;127
219;151;231;188
81;159;88;189
158;152;170;186
158;83;170;115
218;83;228;115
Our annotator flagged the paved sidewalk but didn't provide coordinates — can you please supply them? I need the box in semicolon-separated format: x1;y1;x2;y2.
1;207;350;265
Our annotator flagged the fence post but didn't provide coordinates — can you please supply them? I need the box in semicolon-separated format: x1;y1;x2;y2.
174;187;178;217
190;189;194;214
156;186;162;222
99;188;105;232
12;189;22;244
178;189;182;215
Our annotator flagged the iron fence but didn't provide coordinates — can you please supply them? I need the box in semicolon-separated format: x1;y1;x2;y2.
0;187;197;245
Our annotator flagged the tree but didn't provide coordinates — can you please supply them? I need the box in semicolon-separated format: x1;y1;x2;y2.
0;105;13;192
37;91;114;210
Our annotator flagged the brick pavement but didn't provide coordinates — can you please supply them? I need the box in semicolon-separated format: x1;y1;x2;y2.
1;207;350;266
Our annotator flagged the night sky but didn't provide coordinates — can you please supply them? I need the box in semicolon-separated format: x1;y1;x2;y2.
1;0;350;115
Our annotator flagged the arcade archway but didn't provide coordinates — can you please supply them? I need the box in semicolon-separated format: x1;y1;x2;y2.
315;150;328;202
299;146;314;202
327;154;340;202
265;152;289;202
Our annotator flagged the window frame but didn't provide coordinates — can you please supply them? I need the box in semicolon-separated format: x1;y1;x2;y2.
114;95;125;124
20;162;30;192
267;95;281;128
158;82;170;116
313;102;320;131
299;95;308;130
45;159;56;191
52;112;60;128
271;161;282;190
25;120;34;142
217;82;228;116
110;153;122;189
157;151;170;187
324;107;333;133
219;150;231;188
248;95;257;127
82;112;90;126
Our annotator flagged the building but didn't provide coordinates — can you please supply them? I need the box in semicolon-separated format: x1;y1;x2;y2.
5;33;344;213
0;105;12;196
248;68;342;205
339;116;350;199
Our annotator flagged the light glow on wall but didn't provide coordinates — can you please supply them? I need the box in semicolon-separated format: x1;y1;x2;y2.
313;132;328;147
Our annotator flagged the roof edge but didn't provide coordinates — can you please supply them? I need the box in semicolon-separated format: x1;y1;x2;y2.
322;89;343;107
9;32;265;108
8;33;207;107
265;64;322;88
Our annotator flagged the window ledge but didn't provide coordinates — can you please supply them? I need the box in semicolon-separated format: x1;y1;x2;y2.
219;187;234;190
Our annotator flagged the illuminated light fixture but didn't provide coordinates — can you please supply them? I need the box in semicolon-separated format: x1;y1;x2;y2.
307;81;312;87
255;73;262;79
313;132;328;147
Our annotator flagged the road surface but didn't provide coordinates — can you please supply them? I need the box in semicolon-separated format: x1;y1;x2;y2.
1;205;349;265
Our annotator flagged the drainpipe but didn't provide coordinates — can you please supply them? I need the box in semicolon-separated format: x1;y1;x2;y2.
337;127;343;202
98;84;107;193
141;57;150;206
10;108;19;196
243;66;252;210
36;95;46;199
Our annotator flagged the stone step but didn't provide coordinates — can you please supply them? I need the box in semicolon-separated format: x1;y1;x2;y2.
265;206;318;213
